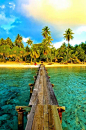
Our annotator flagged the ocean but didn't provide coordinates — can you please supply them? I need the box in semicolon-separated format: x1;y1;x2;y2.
0;67;86;130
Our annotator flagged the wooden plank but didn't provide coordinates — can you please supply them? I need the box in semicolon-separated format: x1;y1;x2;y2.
37;74;44;105
31;105;44;130
51;105;62;130
44;105;49;130
25;105;37;130
29;75;40;105
46;74;59;105
48;105;55;130
43;70;51;105
25;65;63;130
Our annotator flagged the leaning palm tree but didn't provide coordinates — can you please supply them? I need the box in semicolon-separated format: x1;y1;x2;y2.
26;38;33;47
63;28;74;62
42;26;51;38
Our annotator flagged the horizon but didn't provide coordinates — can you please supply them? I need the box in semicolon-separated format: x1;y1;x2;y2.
0;0;86;48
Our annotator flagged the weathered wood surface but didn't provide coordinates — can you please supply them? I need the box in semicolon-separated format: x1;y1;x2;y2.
25;64;62;130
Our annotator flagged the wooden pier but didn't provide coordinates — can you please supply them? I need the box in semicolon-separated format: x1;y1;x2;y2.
16;64;65;130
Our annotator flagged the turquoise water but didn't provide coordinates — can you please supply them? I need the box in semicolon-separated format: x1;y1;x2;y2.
47;67;86;130
0;68;37;130
0;67;86;130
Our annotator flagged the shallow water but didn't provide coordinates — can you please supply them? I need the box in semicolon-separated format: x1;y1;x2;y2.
47;66;86;130
0;67;86;130
0;68;37;130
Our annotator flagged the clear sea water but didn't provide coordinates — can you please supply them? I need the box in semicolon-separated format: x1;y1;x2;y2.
0;67;86;130
0;68;37;130
47;67;86;130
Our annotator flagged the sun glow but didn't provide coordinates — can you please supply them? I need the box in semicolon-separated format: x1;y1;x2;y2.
49;0;71;10
21;0;86;26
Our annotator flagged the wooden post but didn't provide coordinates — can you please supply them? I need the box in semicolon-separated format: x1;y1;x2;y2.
48;76;50;78
15;106;32;130
29;84;34;98
36;72;38;76
57;106;65;124
58;108;62;124
18;107;24;130
33;76;37;81
52;84;54;87
30;86;33;98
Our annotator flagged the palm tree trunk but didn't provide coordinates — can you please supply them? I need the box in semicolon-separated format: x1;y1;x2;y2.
31;57;32;63
55;52;56;62
67;41;69;62
50;50;52;62
47;56;48;62
25;56;26;61
51;58;52;62
34;57;36;63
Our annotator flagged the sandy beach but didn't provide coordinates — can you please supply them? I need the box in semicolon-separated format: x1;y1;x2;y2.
0;62;86;68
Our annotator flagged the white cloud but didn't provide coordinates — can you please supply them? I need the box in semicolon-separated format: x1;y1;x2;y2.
0;12;16;25
18;0;86;46
0;12;16;32
0;5;5;9
53;39;85;49
9;2;15;10
19;0;86;26
23;37;38;45
74;26;86;34
23;37;30;42
0;12;15;21
53;40;65;49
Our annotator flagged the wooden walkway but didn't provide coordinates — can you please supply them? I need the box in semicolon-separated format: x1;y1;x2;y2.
25;64;63;130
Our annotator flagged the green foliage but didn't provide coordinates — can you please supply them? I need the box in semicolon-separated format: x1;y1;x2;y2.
41;26;53;62
55;43;67;62
0;29;85;63
79;42;86;54
42;26;51;38
75;46;85;62
0;45;11;62
14;34;24;48
63;28;74;62
29;44;40;62
5;37;14;48
63;28;74;42
26;38;33;47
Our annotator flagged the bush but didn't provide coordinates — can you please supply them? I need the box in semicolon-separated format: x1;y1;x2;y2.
25;60;30;63
0;58;3;62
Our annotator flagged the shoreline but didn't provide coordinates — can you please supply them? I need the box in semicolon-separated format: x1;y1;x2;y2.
0;62;86;68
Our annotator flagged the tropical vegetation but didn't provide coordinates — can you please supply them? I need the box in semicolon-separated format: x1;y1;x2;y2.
63;28;74;62
0;28;86;63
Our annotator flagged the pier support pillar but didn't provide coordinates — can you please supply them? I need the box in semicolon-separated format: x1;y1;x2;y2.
18;107;24;130
29;83;34;98
57;106;65;124
30;86;33;98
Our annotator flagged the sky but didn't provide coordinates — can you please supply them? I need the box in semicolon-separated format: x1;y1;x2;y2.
0;0;86;48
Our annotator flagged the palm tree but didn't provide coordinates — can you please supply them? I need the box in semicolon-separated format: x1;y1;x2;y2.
31;45;40;63
0;38;5;45
41;26;53;62
5;37;13;48
63;28;74;62
47;36;53;45
42;26;51;38
26;38;33;47
15;34;23;48
42;38;50;62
